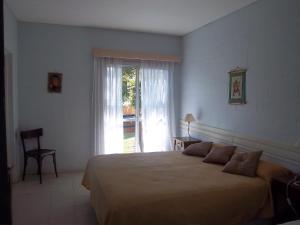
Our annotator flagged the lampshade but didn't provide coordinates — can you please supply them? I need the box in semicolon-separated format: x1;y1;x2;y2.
184;113;196;122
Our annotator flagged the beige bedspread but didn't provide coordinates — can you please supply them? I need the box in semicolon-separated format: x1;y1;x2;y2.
82;151;271;225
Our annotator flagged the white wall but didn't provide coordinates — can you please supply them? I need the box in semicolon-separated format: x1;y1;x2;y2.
18;22;182;173
181;0;300;148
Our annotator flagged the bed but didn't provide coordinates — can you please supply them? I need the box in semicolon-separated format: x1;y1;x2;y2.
82;151;273;225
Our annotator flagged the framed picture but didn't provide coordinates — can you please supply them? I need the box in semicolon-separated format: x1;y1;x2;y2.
48;73;62;93
228;68;246;104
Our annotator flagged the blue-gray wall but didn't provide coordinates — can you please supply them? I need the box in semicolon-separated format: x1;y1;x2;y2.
181;0;300;145
16;0;300;173
4;1;19;180
18;22;182;172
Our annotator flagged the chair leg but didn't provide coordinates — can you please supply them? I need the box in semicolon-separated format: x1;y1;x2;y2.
37;157;42;184
22;156;28;181
36;162;40;175
52;153;58;177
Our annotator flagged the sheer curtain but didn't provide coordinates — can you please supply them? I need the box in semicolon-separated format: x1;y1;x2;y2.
139;61;175;152
92;57;123;155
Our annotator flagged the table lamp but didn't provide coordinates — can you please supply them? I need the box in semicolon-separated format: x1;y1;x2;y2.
184;113;195;137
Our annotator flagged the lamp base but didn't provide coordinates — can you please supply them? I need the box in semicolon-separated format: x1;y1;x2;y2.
187;122;191;138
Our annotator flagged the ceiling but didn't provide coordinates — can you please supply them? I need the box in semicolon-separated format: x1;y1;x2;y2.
6;0;257;36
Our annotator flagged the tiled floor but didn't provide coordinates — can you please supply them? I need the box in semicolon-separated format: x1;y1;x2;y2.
12;173;98;225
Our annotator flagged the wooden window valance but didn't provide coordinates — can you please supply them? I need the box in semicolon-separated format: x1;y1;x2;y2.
92;48;180;63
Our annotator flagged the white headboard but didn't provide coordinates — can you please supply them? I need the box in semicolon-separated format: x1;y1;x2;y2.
180;120;300;172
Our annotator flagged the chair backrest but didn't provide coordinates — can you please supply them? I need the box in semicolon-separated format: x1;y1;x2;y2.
20;128;43;153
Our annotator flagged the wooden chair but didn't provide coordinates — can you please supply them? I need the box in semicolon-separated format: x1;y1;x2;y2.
20;128;58;184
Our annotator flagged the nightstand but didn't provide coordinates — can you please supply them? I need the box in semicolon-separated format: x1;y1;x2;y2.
173;137;201;151
271;174;300;224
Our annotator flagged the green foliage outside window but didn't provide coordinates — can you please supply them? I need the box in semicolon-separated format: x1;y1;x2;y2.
122;67;136;107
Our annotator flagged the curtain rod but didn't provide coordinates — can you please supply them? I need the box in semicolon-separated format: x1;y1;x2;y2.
92;48;181;63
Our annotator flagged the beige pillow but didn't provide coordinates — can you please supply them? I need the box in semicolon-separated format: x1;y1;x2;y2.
203;145;236;164
223;151;263;177
256;160;291;181
183;142;213;157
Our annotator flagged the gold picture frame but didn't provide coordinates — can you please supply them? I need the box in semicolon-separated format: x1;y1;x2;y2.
228;67;247;104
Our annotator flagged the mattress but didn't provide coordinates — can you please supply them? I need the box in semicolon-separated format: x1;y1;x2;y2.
82;151;272;225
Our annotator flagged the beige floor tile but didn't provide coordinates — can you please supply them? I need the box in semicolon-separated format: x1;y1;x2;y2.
12;172;97;225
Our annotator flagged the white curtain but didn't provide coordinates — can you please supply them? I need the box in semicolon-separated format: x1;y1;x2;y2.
139;61;175;152
92;57;124;155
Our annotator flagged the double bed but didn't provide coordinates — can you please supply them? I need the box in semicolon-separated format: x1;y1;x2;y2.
82;151;274;225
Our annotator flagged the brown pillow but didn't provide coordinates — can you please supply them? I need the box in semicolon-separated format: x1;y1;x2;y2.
223;151;263;177
203;145;236;164
256;160;291;181
183;142;213;157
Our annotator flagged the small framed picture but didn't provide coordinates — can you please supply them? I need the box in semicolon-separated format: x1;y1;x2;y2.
48;73;62;93
228;68;246;104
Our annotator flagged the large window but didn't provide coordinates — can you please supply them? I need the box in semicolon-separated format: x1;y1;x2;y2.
92;58;174;155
